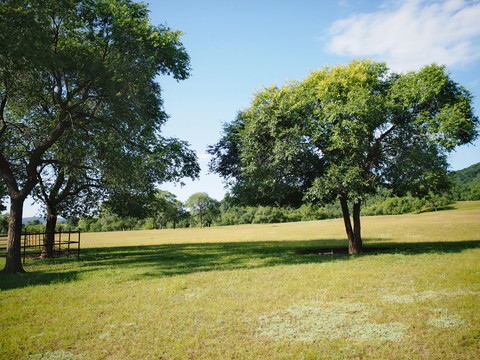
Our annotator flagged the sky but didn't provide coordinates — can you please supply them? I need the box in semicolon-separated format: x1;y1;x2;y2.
18;0;480;216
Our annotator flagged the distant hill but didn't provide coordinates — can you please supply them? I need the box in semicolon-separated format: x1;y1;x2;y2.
452;162;480;185
451;162;480;201
22;216;45;225
22;216;66;225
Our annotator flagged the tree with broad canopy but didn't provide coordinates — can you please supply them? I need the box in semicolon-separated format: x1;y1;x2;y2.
209;60;478;254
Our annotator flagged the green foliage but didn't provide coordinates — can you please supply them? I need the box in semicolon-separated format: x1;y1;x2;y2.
208;94;323;207
24;219;44;233
77;217;99;233
73;193;456;231
0;213;8;234
149;190;186;229
252;206;286;224
469;183;480;200
185;193;219;228
65;217;79;230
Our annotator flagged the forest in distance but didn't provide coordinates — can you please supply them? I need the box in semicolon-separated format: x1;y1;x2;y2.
7;162;479;234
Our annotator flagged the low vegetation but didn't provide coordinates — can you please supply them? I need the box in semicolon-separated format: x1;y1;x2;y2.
1;201;479;359
7;162;477;235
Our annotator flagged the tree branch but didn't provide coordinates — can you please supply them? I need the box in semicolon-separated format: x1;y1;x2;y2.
41;159;96;172
0;152;19;196
0;89;8;138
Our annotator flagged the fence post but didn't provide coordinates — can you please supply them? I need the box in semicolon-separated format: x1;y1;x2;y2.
58;229;62;256
23;228;26;264
67;230;71;258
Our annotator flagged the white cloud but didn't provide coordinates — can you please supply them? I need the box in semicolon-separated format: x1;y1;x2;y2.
327;0;480;71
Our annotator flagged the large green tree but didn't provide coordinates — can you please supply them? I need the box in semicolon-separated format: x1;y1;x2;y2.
0;0;195;273
210;60;478;254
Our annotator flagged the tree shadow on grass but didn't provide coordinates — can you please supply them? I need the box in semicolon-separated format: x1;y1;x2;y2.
1;239;479;290
0;267;83;291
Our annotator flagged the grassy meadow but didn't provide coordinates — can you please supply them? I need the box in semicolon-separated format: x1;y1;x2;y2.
1;201;479;359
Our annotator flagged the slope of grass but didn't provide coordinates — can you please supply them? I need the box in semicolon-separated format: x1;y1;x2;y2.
0;201;479;359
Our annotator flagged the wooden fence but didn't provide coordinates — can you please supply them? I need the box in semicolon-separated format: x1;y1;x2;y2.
0;230;80;264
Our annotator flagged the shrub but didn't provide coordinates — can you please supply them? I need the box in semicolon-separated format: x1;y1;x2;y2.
252;206;285;224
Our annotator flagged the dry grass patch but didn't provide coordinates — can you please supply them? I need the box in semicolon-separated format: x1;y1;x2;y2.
257;301;409;343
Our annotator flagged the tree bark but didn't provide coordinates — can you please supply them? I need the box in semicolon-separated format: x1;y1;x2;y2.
41;205;57;258
352;200;363;254
0;112;69;273
1;196;26;273
340;196;363;254
340;196;354;247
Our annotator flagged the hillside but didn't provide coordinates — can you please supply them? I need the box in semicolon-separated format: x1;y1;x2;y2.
451;162;480;200
22;216;45;225
453;162;480;184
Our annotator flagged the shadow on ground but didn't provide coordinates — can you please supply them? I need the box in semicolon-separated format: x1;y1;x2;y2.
1;239;479;290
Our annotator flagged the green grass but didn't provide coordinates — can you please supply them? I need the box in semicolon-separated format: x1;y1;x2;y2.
1;201;479;359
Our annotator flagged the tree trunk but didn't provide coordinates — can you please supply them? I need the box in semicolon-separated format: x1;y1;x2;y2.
42;205;57;258
1;196;26;273
340;196;354;242
352;200;363;253
339;196;363;254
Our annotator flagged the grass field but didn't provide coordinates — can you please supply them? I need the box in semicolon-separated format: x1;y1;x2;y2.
1;201;479;359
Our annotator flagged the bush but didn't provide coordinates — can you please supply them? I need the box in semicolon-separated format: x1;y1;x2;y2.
252;206;285;224
469;184;480;201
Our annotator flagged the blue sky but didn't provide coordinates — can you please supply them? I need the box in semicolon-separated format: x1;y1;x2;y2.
19;0;480;216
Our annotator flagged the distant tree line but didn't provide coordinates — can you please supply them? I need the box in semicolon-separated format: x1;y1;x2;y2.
4;163;476;235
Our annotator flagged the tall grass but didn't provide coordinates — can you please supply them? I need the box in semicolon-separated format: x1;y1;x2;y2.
1;201;479;359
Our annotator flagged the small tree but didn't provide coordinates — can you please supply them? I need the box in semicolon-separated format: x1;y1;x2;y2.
149;190;185;229
185;193;219;228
